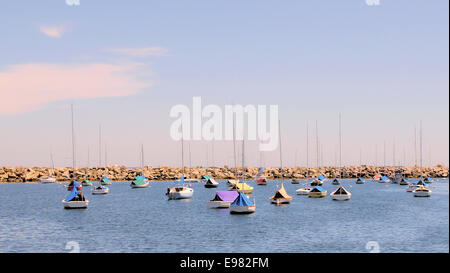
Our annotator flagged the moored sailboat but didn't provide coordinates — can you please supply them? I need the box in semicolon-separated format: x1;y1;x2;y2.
130;144;149;188
91;184;109;195
413;185;432;197
330;186;351;201
229;192;255;214
203;175;219;188
207;190;239;209
270;183;292;205
308;186;327;198
100;176;112;185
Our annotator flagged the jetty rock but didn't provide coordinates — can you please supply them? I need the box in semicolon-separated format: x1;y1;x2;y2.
0;165;447;183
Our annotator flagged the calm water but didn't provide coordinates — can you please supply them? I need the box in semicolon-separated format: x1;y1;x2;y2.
0;179;448;253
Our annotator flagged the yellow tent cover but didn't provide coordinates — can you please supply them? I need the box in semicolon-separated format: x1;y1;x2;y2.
269;183;292;200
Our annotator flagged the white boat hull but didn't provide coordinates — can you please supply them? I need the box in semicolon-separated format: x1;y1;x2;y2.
296;188;311;195
62;200;89;209
130;182;150;188
229;205;256;214
92;187;109;195
168;188;194;200
206;200;232;208
330;193;351;201
271;198;291;205
184;178;200;183
413;191;431;197
291;179;300;184
40;177;56;183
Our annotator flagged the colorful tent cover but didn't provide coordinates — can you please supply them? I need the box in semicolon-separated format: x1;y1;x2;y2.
231;192;254;206
132;175;147;185
318;175;326;181
213;191;239;201
65;187;80;202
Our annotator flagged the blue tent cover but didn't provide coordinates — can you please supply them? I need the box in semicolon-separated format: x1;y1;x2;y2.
380;176;389;181
65;187;80;202
101;176;111;182
231;192;254;206
311;186;326;193
318;175;326;181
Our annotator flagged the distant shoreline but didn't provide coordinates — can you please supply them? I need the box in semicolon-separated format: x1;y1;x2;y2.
0;165;448;183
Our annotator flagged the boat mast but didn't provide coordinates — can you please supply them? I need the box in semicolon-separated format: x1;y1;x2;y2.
71;104;76;180
339;113;342;179
141;143;144;176
316;120;319;169
279;120;283;183
414;125;417;167
98;124;102;167
181;124;185;179
50;149;55;176
306;122;309;180
242;138;245;182
233;115;238;179
420;120;423;169
188;142;192;178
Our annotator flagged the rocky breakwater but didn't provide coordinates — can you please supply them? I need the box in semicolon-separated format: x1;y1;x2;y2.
0;165;448;183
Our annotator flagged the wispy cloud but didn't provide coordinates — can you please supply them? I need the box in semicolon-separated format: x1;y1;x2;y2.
39;25;66;38
108;47;170;57
0;63;151;115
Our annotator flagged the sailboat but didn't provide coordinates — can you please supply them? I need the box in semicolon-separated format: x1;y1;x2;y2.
330;113;351;201
255;167;268;185
229;192;256;214
413;185;432;197
406;180;428;192
166;124;194;200
130;144;150;188
423;177;434;184
269;120;292;205
91;183;109;195
310;175;326;186
331;178;340;185
308;186;327;198
399;178;409;185
100;176;112;185
356;177;365;184
392;169;403;184
330;186;351;201
270;183;292;204
63;186;89;209
62;104;89;209
41;152;57;183
207;190;239;209
378;175;391;183
203;175;219;188
82;179;93;186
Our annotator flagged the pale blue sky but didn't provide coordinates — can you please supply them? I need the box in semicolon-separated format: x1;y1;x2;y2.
0;0;448;167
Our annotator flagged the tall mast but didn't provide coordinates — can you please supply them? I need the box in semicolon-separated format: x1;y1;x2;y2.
316;120;319;168
181;124;185;178
242;138;245;182
50;149;55;176
141;143;144;176
188;143;192;178
306;122;309;178
71;104;76;178
233;115;237;178
87;146;90;168
339;113;342;178
420;120;423;168
279;120;283;182
383;140;386;167
414;125;417;167
98;124;102;167
393;137;396;167
104;144;107;167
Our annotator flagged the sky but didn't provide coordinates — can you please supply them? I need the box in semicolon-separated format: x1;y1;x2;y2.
0;0;448;168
